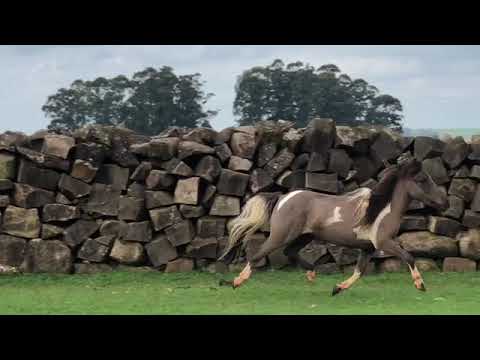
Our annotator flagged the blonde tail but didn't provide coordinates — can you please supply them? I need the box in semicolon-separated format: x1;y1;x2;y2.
218;194;272;261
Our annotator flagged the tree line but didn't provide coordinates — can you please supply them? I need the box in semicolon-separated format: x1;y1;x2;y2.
43;59;404;135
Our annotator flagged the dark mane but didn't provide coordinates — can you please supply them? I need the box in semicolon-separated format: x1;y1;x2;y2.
364;160;421;225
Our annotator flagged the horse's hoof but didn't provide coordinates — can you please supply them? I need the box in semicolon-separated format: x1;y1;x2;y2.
418;283;426;292
331;286;343;296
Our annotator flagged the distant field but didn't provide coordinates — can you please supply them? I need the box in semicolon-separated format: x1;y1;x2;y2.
1;271;480;314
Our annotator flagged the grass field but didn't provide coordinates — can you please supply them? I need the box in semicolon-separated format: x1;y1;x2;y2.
1;270;480;314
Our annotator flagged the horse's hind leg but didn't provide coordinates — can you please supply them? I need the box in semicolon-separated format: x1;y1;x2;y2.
231;222;298;289
332;249;374;296
381;240;426;291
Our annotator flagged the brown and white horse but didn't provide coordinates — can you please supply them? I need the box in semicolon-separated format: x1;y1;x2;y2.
219;159;448;296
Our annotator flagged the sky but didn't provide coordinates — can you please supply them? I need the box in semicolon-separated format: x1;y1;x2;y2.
0;45;479;134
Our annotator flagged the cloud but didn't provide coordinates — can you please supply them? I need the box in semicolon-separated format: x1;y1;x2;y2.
0;45;479;134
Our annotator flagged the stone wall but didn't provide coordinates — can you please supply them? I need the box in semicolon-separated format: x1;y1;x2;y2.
0;118;480;275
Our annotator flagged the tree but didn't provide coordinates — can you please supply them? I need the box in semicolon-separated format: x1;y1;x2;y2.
43;66;217;135
233;60;404;130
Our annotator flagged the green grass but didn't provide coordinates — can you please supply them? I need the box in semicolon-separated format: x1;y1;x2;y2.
1;270;480;314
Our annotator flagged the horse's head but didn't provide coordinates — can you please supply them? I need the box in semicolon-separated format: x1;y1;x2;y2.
401;159;448;211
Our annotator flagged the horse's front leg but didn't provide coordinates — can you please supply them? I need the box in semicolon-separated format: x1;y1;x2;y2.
381;240;426;292
332;249;373;296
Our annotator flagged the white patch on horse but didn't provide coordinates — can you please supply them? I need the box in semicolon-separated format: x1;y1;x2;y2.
354;202;392;248
346;187;371;201
277;190;304;211
325;206;344;226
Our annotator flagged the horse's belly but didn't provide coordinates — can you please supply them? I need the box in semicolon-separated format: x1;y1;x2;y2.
313;224;374;250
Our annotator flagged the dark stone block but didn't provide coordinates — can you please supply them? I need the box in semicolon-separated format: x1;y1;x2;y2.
58;174;91;199
130;161;152;182
77;238;110;262
428;216;462;238
186;237;218;260
441;195;465;220
462;210;480;228
145;234;178;267
257;143;277;167
214;143;233;164
64;220;100;247
0;235;26;267
124;221;152;243
179;204;206;218
414;137;445;161
84;183;121;217
194;155;222;182
43;204;80;222
422;157;449;185
118;196;145;221
442;137;470;169
400;215;428;232
217;169;249;197
448;178;477;202
17;160;60;191
305;172;339;194
95;164;129;190
196;216;226;239
165;220;194;246
145;191;174;209
249;168;274;194
145;170;176;190
306;152;327;172
264;148;295;178
149;206;182;231
328;149;352;179
12;183;55;208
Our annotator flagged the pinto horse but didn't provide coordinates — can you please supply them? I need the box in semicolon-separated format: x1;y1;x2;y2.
218;159;448;296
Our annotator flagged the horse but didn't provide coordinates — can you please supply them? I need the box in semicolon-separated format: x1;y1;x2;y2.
218;158;449;296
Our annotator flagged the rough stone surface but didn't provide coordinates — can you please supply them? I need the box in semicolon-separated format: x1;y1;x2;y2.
249;168;274;194
462;210;480;228
22;239;72;274
428;216;462;238
163;158;193;177
165;258;194;273
397;231;458;258
328;149;352;179
174;177;201;205
377;258;408;273
414;137;445;161
414;258;440;272
306;152;327;172
305;172;339;194
400;215;428;232
302;118;336;154
123;221;152;243
109;240;145;265
179;204;206;218
422;157;449;185
43;204;80;222
441;195;464;220
41;224;64;239
264;148;295;178
443;257;476;272
95;164;129;190
118;196;145;221
64;220;100;247
230;132;257;160
0;179;13;191
448;178;477;202
71;160;97;183
145;191;174;210
12;183;55;209
130;162;152;182
0;235;26;267
186;237;218;260
165;220;194;246
84;184;121;217
195;155;222;182
99;220;128;239
217;169;249;197
209;195;240;216
458;229;480;260
149;206;182;231
0;153;16;179
177;141;214;160
257;143;277;167
196;216;226;239
77;238;110;262
442;137;470;169
228;156;253;172
2;206;41;238
41;134;75;159
17;160;60;191
58;174;91;199
145;170;176;191
214;143;232;164
471;185;480;212
145;234;178;267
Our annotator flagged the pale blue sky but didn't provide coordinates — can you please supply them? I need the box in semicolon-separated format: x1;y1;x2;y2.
0;45;479;134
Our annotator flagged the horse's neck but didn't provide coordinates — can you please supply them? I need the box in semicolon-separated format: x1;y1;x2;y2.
389;180;410;222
